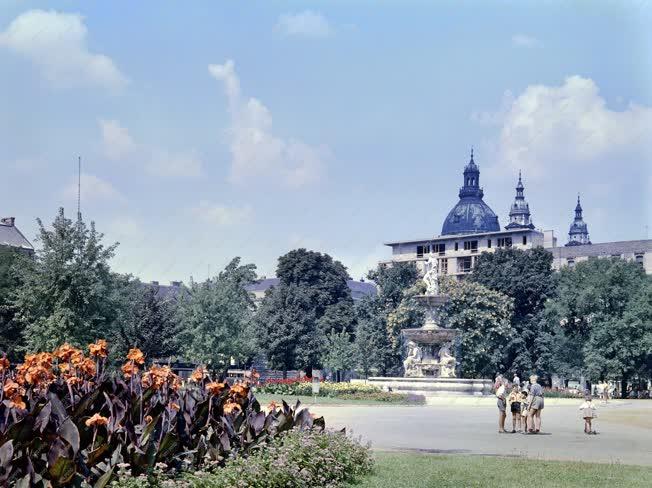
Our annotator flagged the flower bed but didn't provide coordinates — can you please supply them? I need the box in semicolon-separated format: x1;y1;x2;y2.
0;342;324;486
256;378;413;402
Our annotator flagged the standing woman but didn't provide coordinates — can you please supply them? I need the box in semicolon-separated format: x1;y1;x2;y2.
496;378;507;433
527;375;544;433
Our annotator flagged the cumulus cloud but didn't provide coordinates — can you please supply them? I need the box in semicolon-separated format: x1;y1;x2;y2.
275;11;332;38
474;76;652;179
63;173;124;203
98;119;202;177
209;59;326;187
0;9;128;91
192;201;253;226
511;34;542;48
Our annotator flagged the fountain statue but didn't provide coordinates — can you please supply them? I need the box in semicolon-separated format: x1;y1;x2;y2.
401;254;459;378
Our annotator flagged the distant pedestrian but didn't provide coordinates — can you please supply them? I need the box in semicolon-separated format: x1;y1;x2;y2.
579;393;598;434
496;378;507;433
513;373;520;387
527;375;544;434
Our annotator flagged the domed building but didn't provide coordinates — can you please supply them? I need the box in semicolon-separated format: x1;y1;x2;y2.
441;150;500;236
383;150;554;278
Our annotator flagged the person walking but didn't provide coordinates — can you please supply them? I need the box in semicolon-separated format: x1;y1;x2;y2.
496;378;507;433
527;375;544;434
513;373;520;387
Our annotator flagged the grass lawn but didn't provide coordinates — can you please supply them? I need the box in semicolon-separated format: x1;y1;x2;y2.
351;451;652;488
254;393;415;407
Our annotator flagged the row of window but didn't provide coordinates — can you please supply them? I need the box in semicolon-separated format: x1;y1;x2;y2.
567;254;645;268
416;235;527;257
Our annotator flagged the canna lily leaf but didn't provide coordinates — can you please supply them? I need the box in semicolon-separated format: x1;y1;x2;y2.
58;418;80;454
93;467;114;488
48;456;76;486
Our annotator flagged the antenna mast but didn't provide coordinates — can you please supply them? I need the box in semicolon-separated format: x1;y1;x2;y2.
77;156;82;221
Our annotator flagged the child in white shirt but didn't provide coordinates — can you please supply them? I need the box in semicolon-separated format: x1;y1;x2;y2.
579;393;598;434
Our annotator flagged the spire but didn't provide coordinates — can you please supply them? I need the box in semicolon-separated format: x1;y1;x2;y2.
460;148;482;198
505;171;534;230
566;193;591;246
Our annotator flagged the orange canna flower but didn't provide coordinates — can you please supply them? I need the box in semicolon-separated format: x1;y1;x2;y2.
70;350;86;366
121;362;139;379
85;413;109;427
89;339;108;358
169;402;180;411
189;367;205;383
79;358;96;377
267;401;279;411
223;402;242;415
229;384;249;399
3;379;24;397
144;415;153;424
8;395;26;410
126;348;145;365
65;375;84;387
0;357;9;372
205;382;227;396
54;344;77;362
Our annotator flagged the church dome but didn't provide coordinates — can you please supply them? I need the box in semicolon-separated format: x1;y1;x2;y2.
441;150;501;236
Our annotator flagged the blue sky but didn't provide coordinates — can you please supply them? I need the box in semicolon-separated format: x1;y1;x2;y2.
1;1;651;282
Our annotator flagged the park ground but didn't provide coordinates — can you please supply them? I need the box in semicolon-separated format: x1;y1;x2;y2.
268;395;652;487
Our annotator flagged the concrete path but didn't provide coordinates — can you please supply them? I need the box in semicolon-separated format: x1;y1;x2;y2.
310;399;652;466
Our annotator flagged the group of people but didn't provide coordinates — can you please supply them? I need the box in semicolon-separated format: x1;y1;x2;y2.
495;374;544;434
495;373;600;435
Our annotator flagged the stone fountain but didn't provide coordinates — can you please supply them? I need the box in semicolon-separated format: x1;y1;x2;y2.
358;255;493;398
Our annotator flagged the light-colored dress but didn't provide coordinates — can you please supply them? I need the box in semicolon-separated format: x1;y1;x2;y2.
579;401;597;419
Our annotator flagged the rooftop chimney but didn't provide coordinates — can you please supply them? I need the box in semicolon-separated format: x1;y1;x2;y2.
1;217;15;226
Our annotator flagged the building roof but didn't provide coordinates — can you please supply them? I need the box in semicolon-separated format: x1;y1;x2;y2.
384;227;540;246
0;218;34;252
551;240;651;259
441;151;500;235
244;277;377;299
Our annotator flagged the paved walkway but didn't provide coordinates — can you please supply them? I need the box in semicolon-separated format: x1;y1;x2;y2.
311;399;652;466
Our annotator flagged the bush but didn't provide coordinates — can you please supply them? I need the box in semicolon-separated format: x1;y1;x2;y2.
111;429;374;488
0;342;324;486
256;379;415;402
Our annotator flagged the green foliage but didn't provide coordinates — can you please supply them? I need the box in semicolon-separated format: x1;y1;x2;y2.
253;249;355;374
179;258;257;368
256;379;409;402
471;248;556;376
368;261;420;309
0;247;25;360
0;345;324;486
112;280;182;360
13;209;121;351
322;329;355;374
354;297;397;377
184;429;372;488
440;278;513;378
545;258;650;390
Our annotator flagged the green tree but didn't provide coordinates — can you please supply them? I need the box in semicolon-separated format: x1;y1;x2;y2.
0;247;26;360
253;284;323;376
112;279;182;360
470;247;556;377
353;297;396;377
440;278;514;378
322;329;355;382
545;258;649;396
253;249;355;375
14;209;120;351
180;257;257;369
368;261;420;310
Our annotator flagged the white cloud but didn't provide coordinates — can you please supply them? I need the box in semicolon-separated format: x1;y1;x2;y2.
275;11;332;38
209;59;326;187
98;119;202;177
474;76;652;179
511;34;542;48
192;201;253;226
0;9;128;91
63;173;124;203
100;119;136;160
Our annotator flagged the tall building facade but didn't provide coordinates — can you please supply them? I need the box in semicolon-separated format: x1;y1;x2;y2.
382;150;651;276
